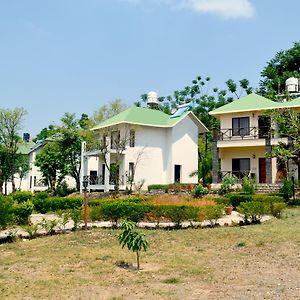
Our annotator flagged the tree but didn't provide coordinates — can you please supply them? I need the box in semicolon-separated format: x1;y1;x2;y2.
35;142;66;189
91;99;127;126
260;42;300;100
15;154;30;189
118;221;149;271
0;107;27;192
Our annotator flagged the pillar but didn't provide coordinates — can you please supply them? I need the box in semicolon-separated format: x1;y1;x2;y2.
212;129;220;184
265;136;272;184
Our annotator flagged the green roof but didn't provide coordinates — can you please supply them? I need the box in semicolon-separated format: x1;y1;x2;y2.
91;106;207;132
18;141;35;155
209;93;282;115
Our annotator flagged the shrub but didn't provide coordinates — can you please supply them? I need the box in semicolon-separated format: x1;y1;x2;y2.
193;184;208;198
280;179;293;201
0;197;14;229
69;209;82;230
53;181;77;197
11;191;33;203
200;205;224;227
214;197;231;206
33;197;83;213
241;176;257;194
271;202;287;218
237;202;269;224
227;193;252;207
218;175;238;195
13;201;34;225
163;205;198;228
148;184;169;192
34;191;49;200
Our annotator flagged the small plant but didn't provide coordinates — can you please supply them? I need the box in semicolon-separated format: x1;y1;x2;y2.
0;197;14;229
193;184;208;198
23;224;40;239
242;176;257;194
162;277;179;284
57;210;70;231
39;218;58;235
237;202;268;224
218;175;237;195
280;179;293;201
118;221;149;270
69;209;81;230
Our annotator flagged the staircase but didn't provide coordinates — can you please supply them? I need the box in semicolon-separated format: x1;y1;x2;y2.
256;183;283;194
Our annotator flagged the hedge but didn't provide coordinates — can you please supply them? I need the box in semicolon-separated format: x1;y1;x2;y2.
13;201;34;225
147;183;196;192
227;193;253;207
11;191;33;203
89;197;144;207
33;197;83;213
0;197;14;229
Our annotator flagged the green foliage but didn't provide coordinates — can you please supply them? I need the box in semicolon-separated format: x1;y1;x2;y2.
33;197;83;213
39;218;58;235
163;205;198;228
23;224;39;239
214;197;231;206
118;221;149;270
241;176;257;195
34;191;49;200
69;208;82;230
12;201;34;225
200;205;224;227
280;179;293;201
148;184;169;192
218;176;238;195
227;193;252;207
0;197;14;229
11;191;33;203
271;202;287;218
193;184;208;198
237;202;269;224
53;181;76;197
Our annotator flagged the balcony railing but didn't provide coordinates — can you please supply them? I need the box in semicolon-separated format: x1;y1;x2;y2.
217;126;271;141
218;171;255;183
83;175;125;186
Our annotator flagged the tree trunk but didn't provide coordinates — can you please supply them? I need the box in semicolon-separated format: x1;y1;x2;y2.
136;251;140;270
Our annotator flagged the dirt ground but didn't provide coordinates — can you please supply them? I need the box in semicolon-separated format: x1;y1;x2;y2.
1;208;300;300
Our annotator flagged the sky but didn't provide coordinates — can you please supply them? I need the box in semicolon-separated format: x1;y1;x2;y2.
0;0;299;136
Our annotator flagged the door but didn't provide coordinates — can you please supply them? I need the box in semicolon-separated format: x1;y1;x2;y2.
259;158;266;183
174;165;181;183
89;170;97;185
258;116;271;138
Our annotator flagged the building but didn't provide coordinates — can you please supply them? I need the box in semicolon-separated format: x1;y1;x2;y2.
81;106;208;192
209;93;300;186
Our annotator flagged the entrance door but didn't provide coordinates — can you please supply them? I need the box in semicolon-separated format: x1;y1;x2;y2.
174;165;181;183
259;158;266;183
89;170;97;185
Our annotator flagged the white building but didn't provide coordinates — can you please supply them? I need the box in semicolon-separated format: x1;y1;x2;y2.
81;106;208;192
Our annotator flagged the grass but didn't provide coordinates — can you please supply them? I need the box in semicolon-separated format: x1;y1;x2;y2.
0;208;300;299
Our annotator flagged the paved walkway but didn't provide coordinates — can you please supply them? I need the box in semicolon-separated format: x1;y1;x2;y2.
0;212;271;240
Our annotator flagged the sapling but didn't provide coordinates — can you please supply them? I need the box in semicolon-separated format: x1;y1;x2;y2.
118;221;148;270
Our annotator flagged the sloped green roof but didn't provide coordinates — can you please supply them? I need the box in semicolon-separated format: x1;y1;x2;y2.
18;141;35;155
209;93;282;115
285;97;300;107
91;106;207;132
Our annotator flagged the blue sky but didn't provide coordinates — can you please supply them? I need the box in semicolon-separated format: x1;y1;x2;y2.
0;0;299;135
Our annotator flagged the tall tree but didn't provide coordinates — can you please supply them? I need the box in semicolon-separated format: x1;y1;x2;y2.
260;42;300;100
0;108;27;192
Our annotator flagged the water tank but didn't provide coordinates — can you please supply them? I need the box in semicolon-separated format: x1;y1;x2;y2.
147;91;158;105
285;77;299;93
23;133;30;143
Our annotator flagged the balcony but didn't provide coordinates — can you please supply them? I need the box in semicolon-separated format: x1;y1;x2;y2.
217;126;271;141
83;174;125;189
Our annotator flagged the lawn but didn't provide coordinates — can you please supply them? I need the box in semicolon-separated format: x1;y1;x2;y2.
1;208;300;300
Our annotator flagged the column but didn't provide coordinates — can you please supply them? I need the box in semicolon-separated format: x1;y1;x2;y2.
265;136;272;184
80;141;87;193
212;129;220;184
104;152;110;192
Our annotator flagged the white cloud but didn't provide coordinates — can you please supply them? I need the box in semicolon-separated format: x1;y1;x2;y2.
184;0;255;19
118;0;255;19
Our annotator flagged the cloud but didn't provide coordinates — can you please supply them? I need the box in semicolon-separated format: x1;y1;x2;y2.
118;0;255;19
184;0;255;19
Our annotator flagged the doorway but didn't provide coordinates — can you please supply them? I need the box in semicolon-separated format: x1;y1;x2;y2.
259;158;266;183
174;165;181;183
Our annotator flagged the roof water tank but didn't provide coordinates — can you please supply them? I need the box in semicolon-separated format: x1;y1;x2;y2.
147;91;158;105
285;77;299;92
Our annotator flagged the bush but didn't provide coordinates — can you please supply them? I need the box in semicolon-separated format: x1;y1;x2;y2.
11;191;33;203
193;184;208;198
280;179;293;201
33;197;83;213
89;197;144;207
34;191;49;200
0;197;14;229
13;201;34;225
218;175;238;195
53;181;77;197
214;197;231;206
241;176;257;194
237;202;269;224
163;205;198;228
227;193;252;207
148;184;169;192
271;202;287;218
200;205;224;227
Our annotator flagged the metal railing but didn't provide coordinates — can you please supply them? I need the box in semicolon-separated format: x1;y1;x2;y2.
218;171;255;183
217;126;271;141
83;174;125;186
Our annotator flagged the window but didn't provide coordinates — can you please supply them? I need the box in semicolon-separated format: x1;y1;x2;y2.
129;130;135;147
129;162;134;180
232;117;250;136
232;158;250;179
110;131;120;149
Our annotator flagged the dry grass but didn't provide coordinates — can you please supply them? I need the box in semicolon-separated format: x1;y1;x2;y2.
1;208;300;299
146;194;215;207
